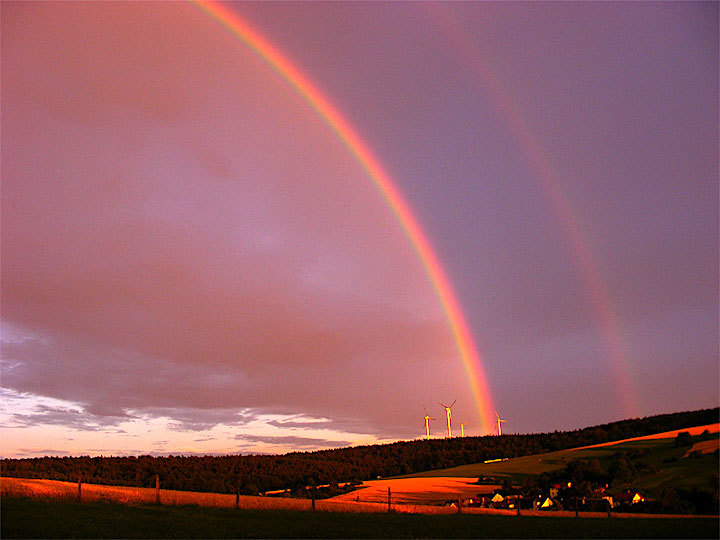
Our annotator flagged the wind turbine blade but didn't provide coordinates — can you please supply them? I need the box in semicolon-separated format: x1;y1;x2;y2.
450;399;457;408
423;405;428;416
495;410;500;420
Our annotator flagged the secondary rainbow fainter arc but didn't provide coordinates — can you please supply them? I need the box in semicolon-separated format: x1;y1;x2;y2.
429;4;639;419
193;0;496;435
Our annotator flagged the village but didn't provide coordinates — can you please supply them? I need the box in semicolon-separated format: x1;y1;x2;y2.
450;479;645;514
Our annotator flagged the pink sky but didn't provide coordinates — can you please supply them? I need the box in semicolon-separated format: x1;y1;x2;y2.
2;1;717;457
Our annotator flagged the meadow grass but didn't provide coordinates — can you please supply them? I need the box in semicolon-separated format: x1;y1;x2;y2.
2;496;718;539
404;431;719;492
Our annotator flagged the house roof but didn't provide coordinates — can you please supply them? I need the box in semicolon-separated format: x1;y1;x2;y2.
615;491;643;501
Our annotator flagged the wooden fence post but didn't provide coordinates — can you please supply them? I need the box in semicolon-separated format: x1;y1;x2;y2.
311;488;316;511
236;483;240;509
155;474;160;505
457;496;462;514
77;473;82;502
388;487;392;513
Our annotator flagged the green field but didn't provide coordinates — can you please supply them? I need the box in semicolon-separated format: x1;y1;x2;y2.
404;436;719;492
2;497;718;539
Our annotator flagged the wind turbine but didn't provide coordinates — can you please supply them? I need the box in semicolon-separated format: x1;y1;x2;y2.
422;406;436;440
460;421;469;437
439;399;456;438
495;410;507;436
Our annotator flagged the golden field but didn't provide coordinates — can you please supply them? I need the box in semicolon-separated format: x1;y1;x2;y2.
3;476;712;519
683;438;719;457
329;476;497;506
0;477;452;515
577;423;719;450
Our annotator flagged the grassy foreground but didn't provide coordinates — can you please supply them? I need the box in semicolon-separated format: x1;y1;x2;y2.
2;497;718;539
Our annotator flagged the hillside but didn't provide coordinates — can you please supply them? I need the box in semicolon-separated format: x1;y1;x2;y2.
405;424;719;487
325;424;718;514
2;408;717;497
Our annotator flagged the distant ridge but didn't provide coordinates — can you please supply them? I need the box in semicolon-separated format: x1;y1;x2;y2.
2;408;717;496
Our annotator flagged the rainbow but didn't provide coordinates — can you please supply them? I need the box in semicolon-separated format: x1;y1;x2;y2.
193;1;496;433
429;4;638;417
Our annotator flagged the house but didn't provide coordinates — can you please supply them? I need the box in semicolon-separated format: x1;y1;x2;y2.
535;497;554;510
615;491;645;505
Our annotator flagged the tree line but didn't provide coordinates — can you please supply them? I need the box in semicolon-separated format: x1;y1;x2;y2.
2;408;716;496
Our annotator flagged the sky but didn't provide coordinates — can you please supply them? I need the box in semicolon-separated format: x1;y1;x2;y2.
1;1;717;458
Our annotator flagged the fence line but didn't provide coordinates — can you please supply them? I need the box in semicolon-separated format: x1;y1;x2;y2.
2;477;717;519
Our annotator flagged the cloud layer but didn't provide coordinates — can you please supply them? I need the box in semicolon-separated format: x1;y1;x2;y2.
2;2;717;456
1;2;466;453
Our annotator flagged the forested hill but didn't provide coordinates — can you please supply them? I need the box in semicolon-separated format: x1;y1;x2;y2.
2;408;717;495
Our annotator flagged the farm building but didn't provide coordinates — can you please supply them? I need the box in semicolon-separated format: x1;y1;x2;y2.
614;491;645;506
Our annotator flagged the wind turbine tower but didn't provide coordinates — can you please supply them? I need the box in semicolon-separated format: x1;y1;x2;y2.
423;406;436;440
460;421;468;437
439;399;456;438
495;410;507;436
